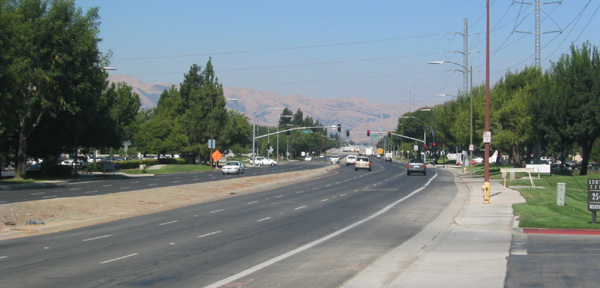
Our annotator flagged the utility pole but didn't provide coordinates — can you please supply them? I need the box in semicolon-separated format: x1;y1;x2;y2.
513;0;563;68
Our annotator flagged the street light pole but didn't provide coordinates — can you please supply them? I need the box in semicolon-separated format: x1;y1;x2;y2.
252;107;284;164
430;60;474;177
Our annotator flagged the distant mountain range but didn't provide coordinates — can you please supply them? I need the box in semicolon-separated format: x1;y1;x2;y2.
108;75;416;142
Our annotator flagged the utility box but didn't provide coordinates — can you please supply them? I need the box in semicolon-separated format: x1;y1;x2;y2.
557;182;566;206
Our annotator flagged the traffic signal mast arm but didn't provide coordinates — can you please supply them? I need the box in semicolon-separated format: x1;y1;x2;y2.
388;132;425;143
255;126;327;139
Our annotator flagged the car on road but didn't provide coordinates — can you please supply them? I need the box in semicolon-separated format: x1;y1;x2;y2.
329;155;340;164
384;156;392;162
251;157;277;166
345;155;357;166
407;158;426;175
354;156;371;171
305;155;312;162
222;161;244;175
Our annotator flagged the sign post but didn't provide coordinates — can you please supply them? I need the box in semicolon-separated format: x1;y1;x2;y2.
588;179;600;224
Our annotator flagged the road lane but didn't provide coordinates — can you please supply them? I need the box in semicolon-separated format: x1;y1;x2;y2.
0;161;458;287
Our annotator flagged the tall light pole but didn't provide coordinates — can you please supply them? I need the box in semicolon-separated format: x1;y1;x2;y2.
430;60;474;177
277;123;293;161
210;98;237;168
252;107;284;164
399;116;430;163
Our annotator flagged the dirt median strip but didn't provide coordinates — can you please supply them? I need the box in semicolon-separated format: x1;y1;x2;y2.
0;166;337;240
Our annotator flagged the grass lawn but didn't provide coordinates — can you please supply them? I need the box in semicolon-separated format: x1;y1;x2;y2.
467;163;600;229
510;174;600;229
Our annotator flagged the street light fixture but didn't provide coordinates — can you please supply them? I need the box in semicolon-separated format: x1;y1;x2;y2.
430;60;474;178
435;93;458;99
252;107;284;164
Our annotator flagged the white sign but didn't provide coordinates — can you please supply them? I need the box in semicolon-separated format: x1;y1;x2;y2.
469;144;474;151
208;139;215;149
414;145;419;151
483;131;492;143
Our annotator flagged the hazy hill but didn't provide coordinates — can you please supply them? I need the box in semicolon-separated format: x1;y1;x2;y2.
108;75;411;142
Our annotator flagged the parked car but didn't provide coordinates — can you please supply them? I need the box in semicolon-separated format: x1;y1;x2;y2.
305;155;312;162
330;155;340;164
345;155;357;166
354;156;371;171
407;158;426;176
221;161;244;175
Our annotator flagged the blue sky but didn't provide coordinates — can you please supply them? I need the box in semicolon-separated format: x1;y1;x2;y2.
77;0;599;105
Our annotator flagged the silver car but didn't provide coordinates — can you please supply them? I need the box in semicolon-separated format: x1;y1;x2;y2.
222;161;244;175
407;158;426;176
354;156;371;171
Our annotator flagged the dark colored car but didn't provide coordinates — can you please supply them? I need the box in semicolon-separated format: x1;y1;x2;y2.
384;156;392;162
407;158;426;175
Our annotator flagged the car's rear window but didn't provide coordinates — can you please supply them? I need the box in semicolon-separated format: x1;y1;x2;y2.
357;157;369;161
410;158;424;163
226;162;238;165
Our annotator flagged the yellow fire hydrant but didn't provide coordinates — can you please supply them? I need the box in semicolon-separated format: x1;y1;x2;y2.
481;182;491;204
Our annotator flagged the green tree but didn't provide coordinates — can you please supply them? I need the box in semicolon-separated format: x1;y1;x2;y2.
490;67;542;166
533;42;600;175
2;0;109;178
180;59;227;164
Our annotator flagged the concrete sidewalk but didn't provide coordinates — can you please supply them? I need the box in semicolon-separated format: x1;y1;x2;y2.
343;168;525;288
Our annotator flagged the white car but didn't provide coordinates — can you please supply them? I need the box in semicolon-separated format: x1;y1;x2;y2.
261;158;277;166
330;155;340;164
305;155;312;162
345;155;357;166
222;161;244;175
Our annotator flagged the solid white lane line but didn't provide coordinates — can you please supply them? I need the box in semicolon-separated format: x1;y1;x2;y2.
100;253;138;264
159;220;179;226
210;209;224;214
204;172;439;288
198;231;221;238
83;234;113;242
257;217;272;222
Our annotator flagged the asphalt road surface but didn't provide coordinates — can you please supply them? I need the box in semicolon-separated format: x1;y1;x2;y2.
506;233;600;287
0;159;459;287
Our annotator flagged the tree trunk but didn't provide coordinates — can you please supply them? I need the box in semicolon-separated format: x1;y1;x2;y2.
580;141;594;176
15;125;28;179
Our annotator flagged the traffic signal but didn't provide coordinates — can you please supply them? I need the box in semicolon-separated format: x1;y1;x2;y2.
346;130;350;137
367;130;370;137
337;124;341;132
424;144;427;149
388;131;391;137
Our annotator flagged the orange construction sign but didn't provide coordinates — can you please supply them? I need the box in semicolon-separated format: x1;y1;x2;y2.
212;150;222;162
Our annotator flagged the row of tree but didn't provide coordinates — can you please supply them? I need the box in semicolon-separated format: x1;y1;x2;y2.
388;42;600;175
0;0;140;179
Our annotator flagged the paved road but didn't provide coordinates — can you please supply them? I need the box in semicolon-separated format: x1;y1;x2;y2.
0;158;458;287
0;162;322;204
506;233;600;287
